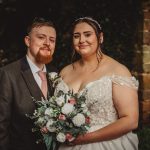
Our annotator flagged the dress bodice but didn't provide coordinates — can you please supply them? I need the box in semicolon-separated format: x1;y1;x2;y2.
55;75;138;132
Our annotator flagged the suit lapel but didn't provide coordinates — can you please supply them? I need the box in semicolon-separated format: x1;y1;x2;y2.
46;72;54;98
20;57;44;101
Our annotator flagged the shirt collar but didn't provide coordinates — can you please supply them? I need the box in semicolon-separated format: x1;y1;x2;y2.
26;55;46;74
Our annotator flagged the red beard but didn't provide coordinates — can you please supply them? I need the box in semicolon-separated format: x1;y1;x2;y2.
36;48;53;64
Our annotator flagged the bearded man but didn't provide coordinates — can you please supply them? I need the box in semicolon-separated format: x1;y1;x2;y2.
0;17;58;150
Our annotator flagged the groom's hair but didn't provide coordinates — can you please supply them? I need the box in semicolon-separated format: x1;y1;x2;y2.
27;17;55;35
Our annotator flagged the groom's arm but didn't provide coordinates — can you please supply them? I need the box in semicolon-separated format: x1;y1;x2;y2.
0;68;12;150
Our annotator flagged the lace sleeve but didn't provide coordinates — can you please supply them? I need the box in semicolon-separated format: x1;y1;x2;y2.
111;74;139;90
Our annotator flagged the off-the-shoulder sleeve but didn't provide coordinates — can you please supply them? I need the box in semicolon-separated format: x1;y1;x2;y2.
111;74;139;90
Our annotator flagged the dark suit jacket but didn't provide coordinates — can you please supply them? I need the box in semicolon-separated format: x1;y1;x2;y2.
0;57;58;150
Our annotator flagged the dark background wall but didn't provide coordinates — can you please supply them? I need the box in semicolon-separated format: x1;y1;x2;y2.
0;0;141;71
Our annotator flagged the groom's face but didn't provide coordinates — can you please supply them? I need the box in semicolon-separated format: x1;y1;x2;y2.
25;25;56;64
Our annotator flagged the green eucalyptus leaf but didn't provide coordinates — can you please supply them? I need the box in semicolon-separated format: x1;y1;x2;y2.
43;134;53;150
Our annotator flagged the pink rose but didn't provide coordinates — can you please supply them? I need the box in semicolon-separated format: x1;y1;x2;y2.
66;133;75;142
85;117;90;124
40;126;48;133
59;114;66;120
68;98;76;105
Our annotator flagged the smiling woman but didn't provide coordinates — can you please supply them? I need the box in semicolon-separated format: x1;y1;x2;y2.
55;17;139;150
73;23;100;58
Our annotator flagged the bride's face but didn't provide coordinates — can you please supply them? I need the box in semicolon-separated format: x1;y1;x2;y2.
73;22;99;58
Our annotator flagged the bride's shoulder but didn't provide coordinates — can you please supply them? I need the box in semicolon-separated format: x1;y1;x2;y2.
105;56;131;77
60;64;74;78
60;61;80;78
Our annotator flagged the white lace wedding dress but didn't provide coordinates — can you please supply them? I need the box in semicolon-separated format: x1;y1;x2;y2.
55;75;139;150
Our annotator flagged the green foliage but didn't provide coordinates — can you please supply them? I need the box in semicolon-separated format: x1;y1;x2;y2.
43;134;55;150
137;126;150;150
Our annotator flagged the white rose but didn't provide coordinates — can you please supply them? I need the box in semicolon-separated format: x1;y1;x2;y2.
61;103;74;115
46;119;56;132
45;108;53;117
49;72;58;80
37;117;46;125
46;126;56;132
46;119;54;126
56;96;65;106
72;113;85;127
56;132;66;143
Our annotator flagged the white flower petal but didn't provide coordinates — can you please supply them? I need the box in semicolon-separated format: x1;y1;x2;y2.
56;132;66;143
72;113;85;127
61;103;74;115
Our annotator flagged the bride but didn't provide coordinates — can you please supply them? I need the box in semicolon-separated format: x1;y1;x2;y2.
56;17;139;150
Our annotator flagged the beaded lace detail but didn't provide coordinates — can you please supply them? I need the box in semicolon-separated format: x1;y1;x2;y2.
55;75;138;132
111;74;139;90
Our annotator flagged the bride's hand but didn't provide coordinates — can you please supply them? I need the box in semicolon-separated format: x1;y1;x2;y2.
69;134;86;145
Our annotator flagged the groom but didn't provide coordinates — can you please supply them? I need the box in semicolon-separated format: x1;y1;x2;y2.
0;17;57;150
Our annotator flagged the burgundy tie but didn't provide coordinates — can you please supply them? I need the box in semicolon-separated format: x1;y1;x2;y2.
38;71;48;99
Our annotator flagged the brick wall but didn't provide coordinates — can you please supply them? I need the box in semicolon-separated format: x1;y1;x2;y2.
139;0;150;125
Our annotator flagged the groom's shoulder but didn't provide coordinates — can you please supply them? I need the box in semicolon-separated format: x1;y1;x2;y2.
0;58;22;72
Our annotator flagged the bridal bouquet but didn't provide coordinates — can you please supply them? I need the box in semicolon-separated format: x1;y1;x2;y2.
27;72;90;150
